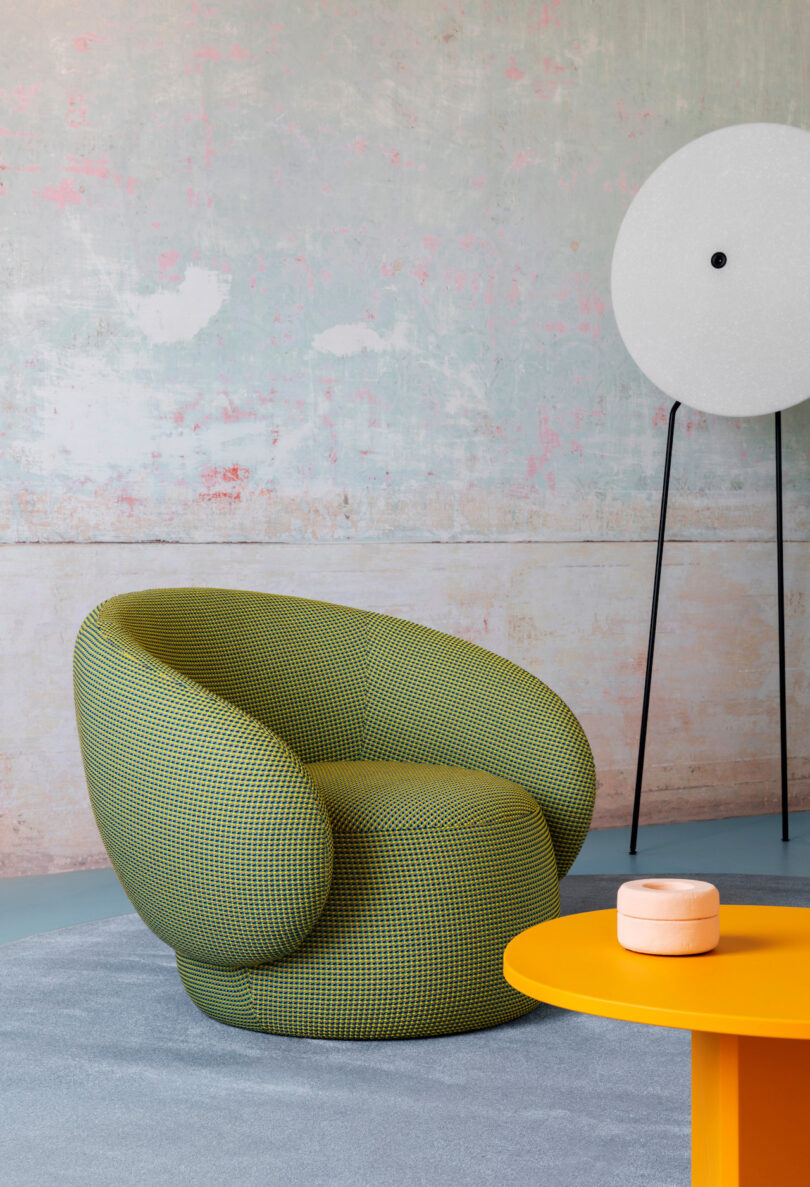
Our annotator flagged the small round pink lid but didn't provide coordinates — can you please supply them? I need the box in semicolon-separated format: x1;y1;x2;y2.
617;878;719;921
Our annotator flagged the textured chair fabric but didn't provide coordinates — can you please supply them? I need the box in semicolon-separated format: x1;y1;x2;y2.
74;588;596;1039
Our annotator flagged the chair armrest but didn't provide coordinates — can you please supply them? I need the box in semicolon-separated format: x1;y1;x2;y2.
363;615;595;877
74;610;333;967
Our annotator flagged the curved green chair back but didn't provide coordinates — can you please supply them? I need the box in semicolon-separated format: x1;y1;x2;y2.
75;588;595;972
362;613;594;878
98;587;368;762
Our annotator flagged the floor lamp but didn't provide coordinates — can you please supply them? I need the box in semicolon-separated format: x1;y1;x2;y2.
610;122;810;854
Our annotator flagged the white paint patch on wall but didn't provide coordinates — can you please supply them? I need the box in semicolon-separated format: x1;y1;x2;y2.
312;321;409;357
11;354;195;476
127;267;231;345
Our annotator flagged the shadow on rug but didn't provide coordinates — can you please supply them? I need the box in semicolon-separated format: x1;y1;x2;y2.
1;874;807;1187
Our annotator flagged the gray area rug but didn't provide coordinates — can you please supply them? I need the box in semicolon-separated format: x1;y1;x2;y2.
2;874;808;1187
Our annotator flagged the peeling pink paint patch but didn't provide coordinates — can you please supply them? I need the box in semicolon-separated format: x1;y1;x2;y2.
62;155;136;195
616;100;659;139
195;46;222;61
198;463;250;501
158;250;181;273
505;58;525;80
652;406;667;428
292;255;314;295
533;56;576;100
526;418;562;481
173;393;203;426
65;156;110;178
532;0;562;30
536;411;562;467
615;169;640;196
509;151;536;171
39;177;83;210
73;33;98;53
582;295;607;317
3;84;41;112
221;393;256;423
349;136;367;155
116;492;142;513
66;94;87;128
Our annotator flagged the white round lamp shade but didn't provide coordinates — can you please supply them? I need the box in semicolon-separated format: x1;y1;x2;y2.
611;122;810;418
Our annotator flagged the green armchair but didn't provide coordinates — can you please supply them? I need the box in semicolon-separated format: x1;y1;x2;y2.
74;588;595;1039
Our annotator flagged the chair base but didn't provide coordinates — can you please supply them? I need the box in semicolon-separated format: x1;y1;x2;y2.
176;812;559;1040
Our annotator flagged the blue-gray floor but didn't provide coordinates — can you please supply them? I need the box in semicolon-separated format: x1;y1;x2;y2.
573;808;810;876
2;810;808;946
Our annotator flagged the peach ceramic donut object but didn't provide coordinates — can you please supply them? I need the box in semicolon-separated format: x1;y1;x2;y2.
617;878;720;956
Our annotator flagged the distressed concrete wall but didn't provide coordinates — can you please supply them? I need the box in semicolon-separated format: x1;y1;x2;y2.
3;0;810;542
2;1;810;874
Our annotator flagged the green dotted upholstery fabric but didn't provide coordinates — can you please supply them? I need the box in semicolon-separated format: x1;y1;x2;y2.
310;759;541;833
178;761;559;1038
362;614;595;879
74;588;596;1039
74;598;334;967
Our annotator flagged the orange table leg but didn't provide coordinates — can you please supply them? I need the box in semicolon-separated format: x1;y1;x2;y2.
692;1031;810;1186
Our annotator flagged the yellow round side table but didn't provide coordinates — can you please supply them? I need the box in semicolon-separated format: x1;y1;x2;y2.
504;905;810;1187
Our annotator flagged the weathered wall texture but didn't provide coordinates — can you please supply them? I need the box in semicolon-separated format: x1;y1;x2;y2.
2;1;810;874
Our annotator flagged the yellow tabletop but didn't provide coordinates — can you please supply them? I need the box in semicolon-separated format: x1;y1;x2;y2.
504;905;810;1040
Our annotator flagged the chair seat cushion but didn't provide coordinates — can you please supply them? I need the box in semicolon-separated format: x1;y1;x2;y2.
305;759;540;833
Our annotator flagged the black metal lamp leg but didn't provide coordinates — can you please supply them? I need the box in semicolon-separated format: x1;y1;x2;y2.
629;400;681;855
775;411;790;842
